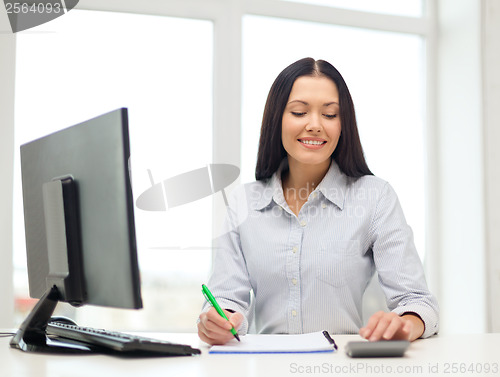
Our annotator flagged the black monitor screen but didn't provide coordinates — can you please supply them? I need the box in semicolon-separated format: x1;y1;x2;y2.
20;108;142;310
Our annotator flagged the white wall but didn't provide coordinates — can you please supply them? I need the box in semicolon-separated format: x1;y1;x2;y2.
437;0;486;333
483;0;500;333
0;10;15;328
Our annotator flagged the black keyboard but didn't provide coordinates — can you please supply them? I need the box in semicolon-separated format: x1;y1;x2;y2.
46;322;201;356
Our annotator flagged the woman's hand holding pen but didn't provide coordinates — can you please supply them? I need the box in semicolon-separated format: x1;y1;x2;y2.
359;311;425;342
197;307;243;345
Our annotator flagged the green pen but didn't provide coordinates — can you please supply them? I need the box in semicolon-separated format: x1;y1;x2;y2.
202;284;240;342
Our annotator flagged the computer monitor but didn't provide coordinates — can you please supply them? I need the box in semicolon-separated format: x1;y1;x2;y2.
11;108;143;352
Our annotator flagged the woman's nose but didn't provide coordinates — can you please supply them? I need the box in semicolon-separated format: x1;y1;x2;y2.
305;113;322;132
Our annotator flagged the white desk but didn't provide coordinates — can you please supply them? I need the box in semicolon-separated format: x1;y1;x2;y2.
1;331;499;377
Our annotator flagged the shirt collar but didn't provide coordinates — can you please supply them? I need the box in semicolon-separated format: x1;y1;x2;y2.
316;160;347;210
253;159;288;211
253;159;348;211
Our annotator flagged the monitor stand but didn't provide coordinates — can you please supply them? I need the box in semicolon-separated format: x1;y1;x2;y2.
10;285;92;353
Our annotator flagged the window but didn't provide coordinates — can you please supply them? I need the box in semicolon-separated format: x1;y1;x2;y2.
14;9;213;331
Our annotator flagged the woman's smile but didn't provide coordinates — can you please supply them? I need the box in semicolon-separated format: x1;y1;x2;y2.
298;137;327;149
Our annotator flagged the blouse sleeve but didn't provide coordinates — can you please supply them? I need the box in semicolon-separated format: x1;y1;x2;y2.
369;182;439;338
201;186;254;335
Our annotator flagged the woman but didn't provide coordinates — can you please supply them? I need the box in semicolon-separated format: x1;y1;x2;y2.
198;58;438;345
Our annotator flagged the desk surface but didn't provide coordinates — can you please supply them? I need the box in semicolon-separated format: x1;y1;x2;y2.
1;331;499;377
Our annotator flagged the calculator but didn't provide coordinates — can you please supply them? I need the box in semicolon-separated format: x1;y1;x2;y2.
345;340;410;358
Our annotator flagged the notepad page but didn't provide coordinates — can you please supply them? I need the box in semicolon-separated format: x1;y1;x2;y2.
209;331;336;354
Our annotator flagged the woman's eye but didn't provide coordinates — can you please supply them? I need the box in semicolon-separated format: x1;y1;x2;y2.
291;112;306;117
324;114;338;119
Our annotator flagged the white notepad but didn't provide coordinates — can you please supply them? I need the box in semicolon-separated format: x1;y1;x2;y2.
209;331;337;354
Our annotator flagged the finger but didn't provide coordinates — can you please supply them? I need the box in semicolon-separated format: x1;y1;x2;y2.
399;320;413;340
197;324;215;345
198;316;234;345
382;316;405;340
403;319;412;333
207;308;236;331
197;314;216;344
386;317;413;341
197;325;231;346
360;311;384;339
228;312;244;330
198;313;217;341
203;315;233;336
200;313;232;340
198;329;233;345
201;308;241;343
369;313;398;341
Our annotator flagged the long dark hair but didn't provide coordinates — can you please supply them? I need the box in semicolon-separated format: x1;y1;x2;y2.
255;57;372;180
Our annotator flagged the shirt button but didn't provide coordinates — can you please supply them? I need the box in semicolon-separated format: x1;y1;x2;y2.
292;246;298;253
292;278;297;285
313;192;318;198
300;220;306;227
291;310;297;317
322;203;327;209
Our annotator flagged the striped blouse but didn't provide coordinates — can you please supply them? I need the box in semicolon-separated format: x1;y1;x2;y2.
204;159;439;338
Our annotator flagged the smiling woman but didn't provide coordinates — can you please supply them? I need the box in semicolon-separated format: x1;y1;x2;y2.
197;58;437;346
